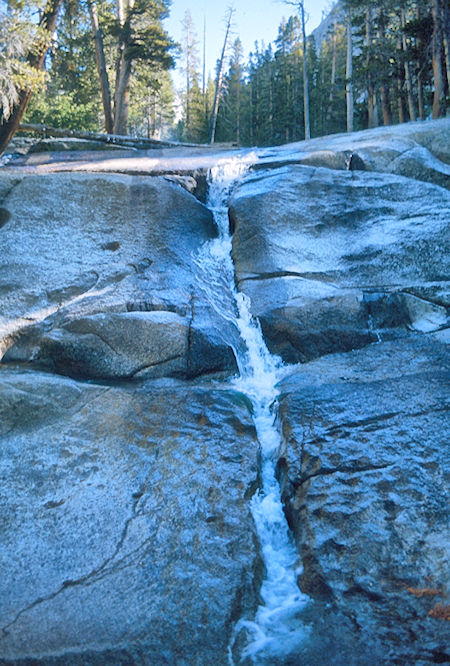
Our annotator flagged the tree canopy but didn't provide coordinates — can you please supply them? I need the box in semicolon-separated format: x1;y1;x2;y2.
0;0;448;153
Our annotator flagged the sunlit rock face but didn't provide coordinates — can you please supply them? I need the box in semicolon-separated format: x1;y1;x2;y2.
0;172;236;377
230;165;449;363
0;170;254;663
255;117;450;190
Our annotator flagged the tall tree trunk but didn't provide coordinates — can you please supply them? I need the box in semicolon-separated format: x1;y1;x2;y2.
210;8;233;144
269;64;274;142
113;56;132;135
202;15;206;96
0;0;63;155
377;5;392;126
236;75;241;145
365;7;378;128
184;16;192;135
417;72;425;119
300;1;310;140
185;56;191;132
87;0;113;134
380;85;393;125
401;9;417;121
415;3;426;120
326;19;337;128
431;0;447;118
249;80;254;145
113;0;134;135
346;13;354;133
396;37;407;123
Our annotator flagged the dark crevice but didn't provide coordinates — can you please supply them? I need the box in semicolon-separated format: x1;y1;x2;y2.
0;480;151;642
238;271;340;288
343;583;385;603
294;462;394;488
0;178;25;229
128;353;185;378
126;301;184;315
305;404;449;448
186;292;195;376
0;177;24;208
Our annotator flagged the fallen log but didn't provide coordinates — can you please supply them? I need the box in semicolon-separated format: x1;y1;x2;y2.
18;123;206;150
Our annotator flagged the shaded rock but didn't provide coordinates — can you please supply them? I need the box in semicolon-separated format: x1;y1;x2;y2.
385;145;450;190
40;311;188;380
276;337;450;664
406;121;450;164
2;136;37;156
0;207;11;227
188;324;238;379
4;310;238;380
253;149;364;173
0;367;260;664
230;165;450;363
163;173;197;194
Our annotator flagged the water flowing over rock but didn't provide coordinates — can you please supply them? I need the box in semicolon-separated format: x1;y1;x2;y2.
1;120;449;664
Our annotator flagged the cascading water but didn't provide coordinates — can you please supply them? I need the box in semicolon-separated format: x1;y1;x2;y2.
194;155;309;664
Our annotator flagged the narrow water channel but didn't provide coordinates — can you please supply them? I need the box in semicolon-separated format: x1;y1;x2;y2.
194;156;309;664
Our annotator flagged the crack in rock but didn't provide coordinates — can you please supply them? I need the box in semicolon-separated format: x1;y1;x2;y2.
129;353;184;377
0;477;152;642
305;404;449;445
295;462;394;487
0;177;25;209
239;271;340;289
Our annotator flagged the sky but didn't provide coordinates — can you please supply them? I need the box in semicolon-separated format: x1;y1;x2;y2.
165;0;334;89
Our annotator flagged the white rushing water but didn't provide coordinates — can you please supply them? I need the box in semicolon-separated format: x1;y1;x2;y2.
194;155;309;664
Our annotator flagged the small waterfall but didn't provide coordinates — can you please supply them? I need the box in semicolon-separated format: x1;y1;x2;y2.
194;156;309;664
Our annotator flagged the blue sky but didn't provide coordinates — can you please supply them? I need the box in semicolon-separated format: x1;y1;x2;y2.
165;0;334;86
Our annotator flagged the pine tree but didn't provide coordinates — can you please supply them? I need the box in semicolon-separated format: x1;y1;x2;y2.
216;38;244;144
85;0;175;135
0;9;45;122
180;9;200;140
430;0;447;117
129;67;175;138
0;0;64;155
25;0;101;131
210;7;234;144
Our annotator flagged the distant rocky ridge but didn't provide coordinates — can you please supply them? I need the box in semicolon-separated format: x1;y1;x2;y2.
0;118;449;664
311;1;342;49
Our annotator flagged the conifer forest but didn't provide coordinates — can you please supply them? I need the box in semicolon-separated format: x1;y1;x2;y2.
0;0;449;150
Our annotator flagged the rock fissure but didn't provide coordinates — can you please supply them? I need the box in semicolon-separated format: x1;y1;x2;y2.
0;480;151;642
238;271;340;288
83;330;120;355
294;461;394;487
128;353;185;377
296;402;449;446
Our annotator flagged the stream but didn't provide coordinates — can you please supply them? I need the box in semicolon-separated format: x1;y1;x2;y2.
194;156;310;664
